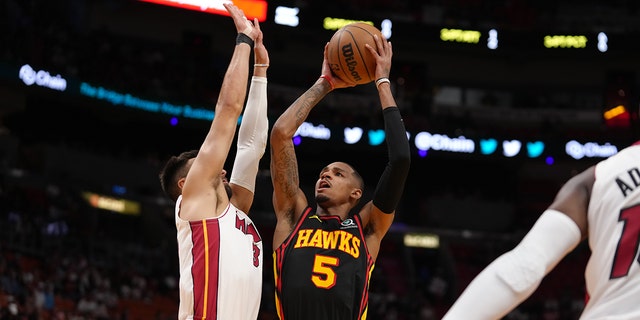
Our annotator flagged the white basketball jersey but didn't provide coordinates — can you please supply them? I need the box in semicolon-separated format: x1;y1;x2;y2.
581;144;640;319
175;196;263;320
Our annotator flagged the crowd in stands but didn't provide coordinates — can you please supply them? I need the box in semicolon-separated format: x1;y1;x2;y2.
0;126;592;319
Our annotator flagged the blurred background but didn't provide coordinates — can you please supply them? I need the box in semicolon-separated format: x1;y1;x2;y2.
1;0;639;319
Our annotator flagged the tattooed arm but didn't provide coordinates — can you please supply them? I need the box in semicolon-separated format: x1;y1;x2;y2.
269;43;354;248
269;78;329;248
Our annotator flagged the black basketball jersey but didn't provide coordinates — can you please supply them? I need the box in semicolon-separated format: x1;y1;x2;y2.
274;207;374;320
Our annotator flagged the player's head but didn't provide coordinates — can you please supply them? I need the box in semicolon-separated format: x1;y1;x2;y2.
315;161;364;209
159;149;232;202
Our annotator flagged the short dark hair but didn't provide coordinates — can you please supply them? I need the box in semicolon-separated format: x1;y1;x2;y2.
159;149;198;202
344;162;364;207
346;163;365;191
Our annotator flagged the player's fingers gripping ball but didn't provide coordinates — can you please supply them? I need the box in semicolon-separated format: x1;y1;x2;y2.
327;23;384;86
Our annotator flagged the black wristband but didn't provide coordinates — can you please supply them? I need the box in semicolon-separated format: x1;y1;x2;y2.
236;33;254;47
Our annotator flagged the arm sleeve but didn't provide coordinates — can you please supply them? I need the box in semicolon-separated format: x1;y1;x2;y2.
442;210;582;320
230;76;268;193
372;107;411;213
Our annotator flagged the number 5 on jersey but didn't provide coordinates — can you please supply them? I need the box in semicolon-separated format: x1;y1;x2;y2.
312;254;339;289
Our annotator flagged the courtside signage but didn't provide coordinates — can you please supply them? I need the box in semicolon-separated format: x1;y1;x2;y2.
18;64;67;91
295;122;331;140
79;82;216;121
565;140;618;160
404;233;439;249
83;192;141;215
323;17;375;31
544;35;588;48
414;132;475;153
5;63;624;160
440;28;481;44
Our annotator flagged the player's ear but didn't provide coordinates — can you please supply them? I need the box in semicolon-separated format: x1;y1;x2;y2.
350;188;362;201
178;177;187;191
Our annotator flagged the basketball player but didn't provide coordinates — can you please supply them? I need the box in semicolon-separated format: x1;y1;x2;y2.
269;34;411;319
158;3;268;319
443;142;640;319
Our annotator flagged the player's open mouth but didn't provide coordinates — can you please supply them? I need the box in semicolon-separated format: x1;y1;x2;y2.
319;181;330;189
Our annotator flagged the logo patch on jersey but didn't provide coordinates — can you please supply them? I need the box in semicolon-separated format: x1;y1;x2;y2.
340;218;357;229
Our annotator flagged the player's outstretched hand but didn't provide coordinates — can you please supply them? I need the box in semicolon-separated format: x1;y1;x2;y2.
224;2;259;41
366;34;392;80
253;19;269;66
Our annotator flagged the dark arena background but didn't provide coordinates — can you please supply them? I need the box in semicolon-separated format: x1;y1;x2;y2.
1;0;640;319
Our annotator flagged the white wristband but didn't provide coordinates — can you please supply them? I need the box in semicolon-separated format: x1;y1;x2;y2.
375;77;390;88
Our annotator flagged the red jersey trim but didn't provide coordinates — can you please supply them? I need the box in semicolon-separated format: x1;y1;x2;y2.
190;218;222;319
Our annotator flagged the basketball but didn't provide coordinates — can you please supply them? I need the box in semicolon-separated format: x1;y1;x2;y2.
327;23;384;86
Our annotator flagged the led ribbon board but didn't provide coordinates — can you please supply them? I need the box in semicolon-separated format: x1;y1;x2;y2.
139;0;268;22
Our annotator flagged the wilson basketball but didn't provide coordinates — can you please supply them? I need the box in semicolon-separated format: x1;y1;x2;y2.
327;23;384;86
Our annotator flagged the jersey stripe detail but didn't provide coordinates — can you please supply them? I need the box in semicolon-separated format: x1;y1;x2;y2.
274;207;312;320
191;219;221;319
355;215;374;319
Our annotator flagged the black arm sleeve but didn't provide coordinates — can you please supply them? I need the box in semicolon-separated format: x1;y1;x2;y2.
372;107;411;213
